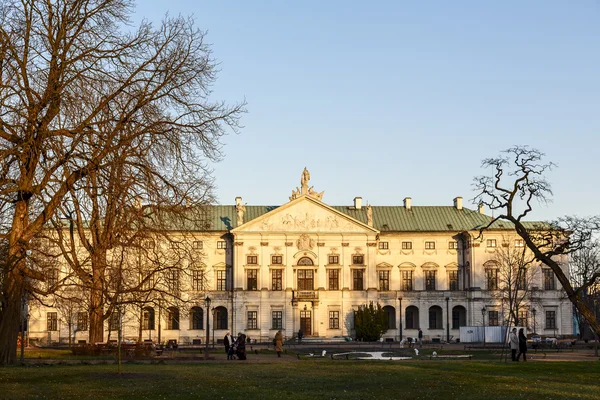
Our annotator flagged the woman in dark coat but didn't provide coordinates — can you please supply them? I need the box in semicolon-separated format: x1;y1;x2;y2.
516;328;527;362
236;333;247;360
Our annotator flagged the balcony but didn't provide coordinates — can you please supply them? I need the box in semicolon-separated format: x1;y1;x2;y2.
292;290;319;301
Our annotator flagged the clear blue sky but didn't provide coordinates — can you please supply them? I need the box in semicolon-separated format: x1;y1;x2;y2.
135;1;599;221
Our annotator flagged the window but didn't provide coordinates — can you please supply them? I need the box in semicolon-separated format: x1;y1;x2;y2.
272;311;283;330
217;241;227;249
329;311;340;329
425;241;436;250
166;270;180;294
77;312;88;331
448;271;458;291
109;312;120;331
193;240;203;250
47;312;58;331
543;269;555;290
191;270;204;291
247;269;258;291
217;270;227;291
546;311;556;329
518;311;528;328
448;241;458;250
46;268;59;289
271;255;282;265
517;268;527;290
488;311;499;326
487;239;497;248
452;309;462;329
170;241;180;249
486;269;498;290
297;269;313;290
328;255;339;265
515;239;525;248
378;242;389;250
247;311;258;330
353;269;364;290
378;270;390;291
141;273;155;291
405;306;418;329
429;307;441;329
214;307;228;329
352;255;364;265
327;269;339;290
425;270;436;291
401;270;413;291
401;241;412;250
247;255;258;265
142;307;155;330
297;257;314;266
167;307;179;330
272;270;282;291
190;307;203;330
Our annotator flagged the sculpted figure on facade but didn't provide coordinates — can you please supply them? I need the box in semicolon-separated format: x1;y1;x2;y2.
236;203;246;226
366;204;373;227
301;167;310;194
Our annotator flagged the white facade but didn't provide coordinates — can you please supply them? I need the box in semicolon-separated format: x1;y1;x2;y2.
28;173;572;345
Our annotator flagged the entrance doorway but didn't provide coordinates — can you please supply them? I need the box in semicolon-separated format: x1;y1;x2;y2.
300;310;312;335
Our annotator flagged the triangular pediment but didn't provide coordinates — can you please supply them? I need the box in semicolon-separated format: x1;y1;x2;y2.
232;196;379;234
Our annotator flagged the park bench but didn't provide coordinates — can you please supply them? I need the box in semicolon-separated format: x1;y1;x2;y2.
430;354;472;360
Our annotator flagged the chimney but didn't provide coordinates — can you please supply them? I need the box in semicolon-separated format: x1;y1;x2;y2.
403;197;412;210
235;196;242;206
478;203;485;214
354;197;362;210
454;197;463;210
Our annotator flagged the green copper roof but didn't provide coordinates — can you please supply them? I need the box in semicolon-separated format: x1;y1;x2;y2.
175;204;544;233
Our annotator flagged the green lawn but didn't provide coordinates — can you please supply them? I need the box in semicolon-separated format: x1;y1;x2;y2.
1;360;599;399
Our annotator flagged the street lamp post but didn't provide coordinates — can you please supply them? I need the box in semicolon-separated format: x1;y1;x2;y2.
532;308;537;335
445;297;450;343
398;297;403;342
204;296;211;359
481;307;486;346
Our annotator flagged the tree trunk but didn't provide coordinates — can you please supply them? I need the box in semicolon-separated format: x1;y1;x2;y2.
138;306;143;344
89;255;106;343
0;201;29;364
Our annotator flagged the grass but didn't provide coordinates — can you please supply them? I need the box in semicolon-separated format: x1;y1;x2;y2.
1;359;599;399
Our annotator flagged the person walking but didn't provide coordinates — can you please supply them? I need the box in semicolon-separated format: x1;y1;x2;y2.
418;329;423;348
274;330;283;358
224;332;234;360
509;328;518;361
516;328;528;362
297;329;303;344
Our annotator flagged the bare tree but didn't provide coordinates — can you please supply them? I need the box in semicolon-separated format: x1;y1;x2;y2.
473;146;600;337
485;237;539;328
0;1;243;364
570;240;600;340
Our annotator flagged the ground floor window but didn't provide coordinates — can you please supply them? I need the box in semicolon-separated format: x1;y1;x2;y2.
77;312;88;331
47;312;58;331
546;310;556;329
329;311;339;329
488;311;499;326
247;311;258;330
272;311;283;330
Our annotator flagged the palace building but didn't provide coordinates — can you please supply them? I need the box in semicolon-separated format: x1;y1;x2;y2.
28;169;572;345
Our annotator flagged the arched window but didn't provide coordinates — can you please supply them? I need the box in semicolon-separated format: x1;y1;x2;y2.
429;305;443;330
405;306;419;330
383;306;396;329
142;307;155;330
452;306;467;329
189;307;204;330
213;306;228;330
167;307;179;330
297;257;314;266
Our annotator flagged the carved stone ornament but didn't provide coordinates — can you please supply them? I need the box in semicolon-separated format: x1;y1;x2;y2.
297;234;315;250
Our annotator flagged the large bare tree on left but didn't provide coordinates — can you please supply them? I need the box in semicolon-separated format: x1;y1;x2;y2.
0;0;243;364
